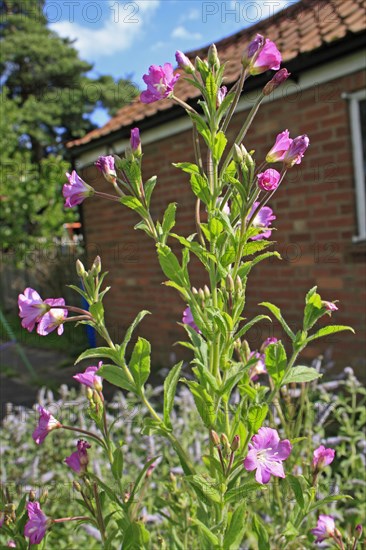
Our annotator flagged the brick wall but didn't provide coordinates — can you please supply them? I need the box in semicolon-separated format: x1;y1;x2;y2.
80;68;366;378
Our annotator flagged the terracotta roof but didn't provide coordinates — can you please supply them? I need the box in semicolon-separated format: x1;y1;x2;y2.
67;0;365;150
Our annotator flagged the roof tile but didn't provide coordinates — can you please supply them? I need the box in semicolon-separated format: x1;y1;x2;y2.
67;0;366;150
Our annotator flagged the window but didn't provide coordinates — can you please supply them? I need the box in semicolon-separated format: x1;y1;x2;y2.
345;89;366;242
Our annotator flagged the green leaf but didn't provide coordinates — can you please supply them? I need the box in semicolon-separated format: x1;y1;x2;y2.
123;521;150;549
285;474;305;509
129;337;150;389
163;362;182;429
144;175;157;207
235;315;272;340
111;447;124;481
173;161;200;176
310;493;352;512
223;502;246;549
242;240;274;256
75;347;120;365
97;364;136;393
247;404;268;432
225;481;262;504
120;195;147;218
253;513;270;550
185;380;215;428
190;172;210;204
306;325;355;342
260;302;295;340
282;366;322;385
303;291;324;330
89;302;104;323
119;310;150;360
213;130;227;163
185;474;221;504
157;244;186;285
161;202;177;237
209;217;224;238
265;341;287;386
190;518;219;547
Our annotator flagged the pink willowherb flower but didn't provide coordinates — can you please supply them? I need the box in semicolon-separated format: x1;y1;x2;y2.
32;406;61;445
65;439;91;474
140;63;180;104
7;541;16;548
18;288;49;332
311;515;336;543
249;202;276;240
249;351;266;381
73;363;103;391
312;445;335;470
257;168;281;192
266;130;293;163
283;134;310;167
322;301;338;312
247;34;282;75
37;298;68;336
260;337;278;351
95;155;116;183
63;170;94;208
244;427;292;484
24;501;48;545
182;307;200;333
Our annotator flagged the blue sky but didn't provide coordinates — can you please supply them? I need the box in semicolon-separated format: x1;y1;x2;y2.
49;0;290;123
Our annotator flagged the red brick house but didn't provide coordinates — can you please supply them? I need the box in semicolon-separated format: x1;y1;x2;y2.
67;0;366;376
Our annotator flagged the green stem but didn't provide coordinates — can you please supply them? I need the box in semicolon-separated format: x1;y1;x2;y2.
221;67;247;133
93;482;107;544
220;92;265;179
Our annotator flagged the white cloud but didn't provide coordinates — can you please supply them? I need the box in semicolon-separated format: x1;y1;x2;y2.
50;0;160;59
171;26;202;41
180;8;200;22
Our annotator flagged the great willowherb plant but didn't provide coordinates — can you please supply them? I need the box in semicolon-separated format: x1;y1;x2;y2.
4;35;362;548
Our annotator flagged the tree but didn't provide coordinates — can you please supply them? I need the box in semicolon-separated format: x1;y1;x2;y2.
0;0;138;260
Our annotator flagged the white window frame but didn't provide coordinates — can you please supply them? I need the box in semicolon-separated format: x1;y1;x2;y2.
343;89;366;242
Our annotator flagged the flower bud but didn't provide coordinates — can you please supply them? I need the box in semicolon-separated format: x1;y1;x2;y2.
322;301;338;312
91;255;101;276
210;430;220;447
233;143;245;163
208;44;220;70
226;274;234;293
76;259;86;278
130;128;142;156
146;462;156;478
217;86;227;107
312;445;335;471
192;287;198;295
263;68;290;96
231;435;240;452
29;490;36;502
175;50;195;74
235;275;242;292
355;524;363;538
198;288;205;301
204;285;210;298
221;433;231;454
73;481;82;493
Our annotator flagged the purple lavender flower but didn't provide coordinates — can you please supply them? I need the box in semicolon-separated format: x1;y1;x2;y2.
312;445;335;470
182;307;200;333
140;63;180;104
95;155;116;183
311;515;336;543
37;298;68;336
249;202;276;240
63;170;94;208
32;406;61;445
283;134;310;167
24;502;48;545
266;130;293;163
257;168;281;192
65;440;91;474
244;427;292;484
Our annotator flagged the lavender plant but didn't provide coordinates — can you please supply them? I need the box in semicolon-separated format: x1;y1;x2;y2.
2;35;362;548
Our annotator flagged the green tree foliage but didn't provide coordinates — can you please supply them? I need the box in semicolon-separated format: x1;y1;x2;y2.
0;0;138;260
